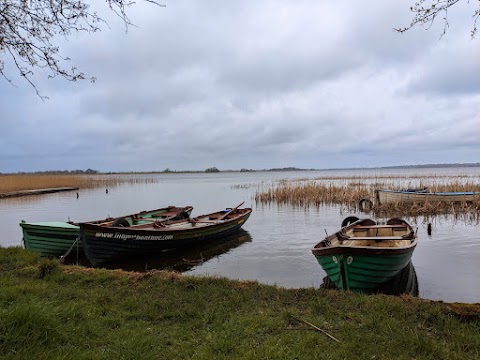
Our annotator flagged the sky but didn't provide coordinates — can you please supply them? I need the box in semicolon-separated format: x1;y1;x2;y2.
1;0;479;173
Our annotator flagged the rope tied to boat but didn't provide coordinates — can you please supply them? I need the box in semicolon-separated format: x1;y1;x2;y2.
59;235;81;263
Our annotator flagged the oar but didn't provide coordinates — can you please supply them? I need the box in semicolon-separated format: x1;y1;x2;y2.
218;201;245;220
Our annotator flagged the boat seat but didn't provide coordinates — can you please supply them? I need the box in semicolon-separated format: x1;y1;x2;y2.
343;239;411;247
352;228;368;236
151;213;170;218
353;225;408;237
349;236;407;241
354;225;407;229
209;215;224;220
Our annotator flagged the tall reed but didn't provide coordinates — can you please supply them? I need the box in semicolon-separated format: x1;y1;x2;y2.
254;176;480;217
0;174;158;193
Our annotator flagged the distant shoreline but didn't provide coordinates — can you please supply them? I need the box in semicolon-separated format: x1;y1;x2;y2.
2;163;479;175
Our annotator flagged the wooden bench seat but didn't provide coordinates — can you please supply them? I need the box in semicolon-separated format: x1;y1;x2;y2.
353;225;408;230
349;236;408;241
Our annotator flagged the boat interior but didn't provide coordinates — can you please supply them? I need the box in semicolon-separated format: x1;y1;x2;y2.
332;219;416;248
90;207;192;228
91;208;250;230
346;225;411;238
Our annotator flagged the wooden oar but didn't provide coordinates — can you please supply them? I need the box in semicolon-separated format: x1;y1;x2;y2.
218;201;245;220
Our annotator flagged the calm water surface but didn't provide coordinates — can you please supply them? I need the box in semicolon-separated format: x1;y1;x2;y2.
1;168;479;303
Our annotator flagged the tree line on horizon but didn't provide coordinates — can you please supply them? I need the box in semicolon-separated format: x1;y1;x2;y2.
2;163;479;176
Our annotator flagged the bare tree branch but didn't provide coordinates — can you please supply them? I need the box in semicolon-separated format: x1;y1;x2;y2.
0;0;164;98
395;0;479;39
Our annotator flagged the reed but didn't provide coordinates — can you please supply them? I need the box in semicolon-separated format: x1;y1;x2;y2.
0;174;157;193
254;176;480;217
255;181;370;207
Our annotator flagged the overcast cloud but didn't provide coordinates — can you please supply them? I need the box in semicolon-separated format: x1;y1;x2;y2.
1;0;479;172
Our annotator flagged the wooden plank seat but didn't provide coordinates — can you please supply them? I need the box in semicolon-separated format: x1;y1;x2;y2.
353;225;408;230
342;238;412;247
352;225;409;237
151;213;175;217
348;236;408;241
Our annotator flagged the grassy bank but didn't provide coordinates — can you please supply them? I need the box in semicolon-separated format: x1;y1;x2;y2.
1;247;479;359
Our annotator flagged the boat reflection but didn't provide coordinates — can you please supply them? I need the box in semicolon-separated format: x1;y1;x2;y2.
320;261;419;296
65;229;252;272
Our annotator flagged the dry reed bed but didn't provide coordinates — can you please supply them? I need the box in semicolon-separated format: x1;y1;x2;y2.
0;174;158;193
254;177;480;217
255;182;371;207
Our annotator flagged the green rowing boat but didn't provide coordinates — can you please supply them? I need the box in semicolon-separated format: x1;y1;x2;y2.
20;221;81;258
20;205;192;258
81;204;252;267
311;217;418;293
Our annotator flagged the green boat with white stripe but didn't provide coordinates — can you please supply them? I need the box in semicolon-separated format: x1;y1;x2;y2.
312;217;417;292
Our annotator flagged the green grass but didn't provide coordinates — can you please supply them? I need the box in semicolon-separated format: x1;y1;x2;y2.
1;247;479;359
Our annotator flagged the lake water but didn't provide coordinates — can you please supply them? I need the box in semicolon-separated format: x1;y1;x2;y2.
1;167;479;303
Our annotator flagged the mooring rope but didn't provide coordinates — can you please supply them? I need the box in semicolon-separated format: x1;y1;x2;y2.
59;235;81;263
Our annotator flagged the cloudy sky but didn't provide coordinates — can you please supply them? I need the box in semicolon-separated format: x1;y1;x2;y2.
1;1;479;173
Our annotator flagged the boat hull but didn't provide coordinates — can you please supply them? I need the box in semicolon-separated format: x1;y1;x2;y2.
321;261;419;296
314;248;415;292
19;206;192;258
81;210;252;267
20;222;81;257
376;189;479;204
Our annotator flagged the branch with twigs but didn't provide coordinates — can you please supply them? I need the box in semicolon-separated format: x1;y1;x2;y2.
0;0;165;98
394;0;479;39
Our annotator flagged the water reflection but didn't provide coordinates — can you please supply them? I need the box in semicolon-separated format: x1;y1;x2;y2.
64;229;252;272
320;262;419;297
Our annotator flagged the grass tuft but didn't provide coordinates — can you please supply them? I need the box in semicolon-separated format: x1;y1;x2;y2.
37;258;61;279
